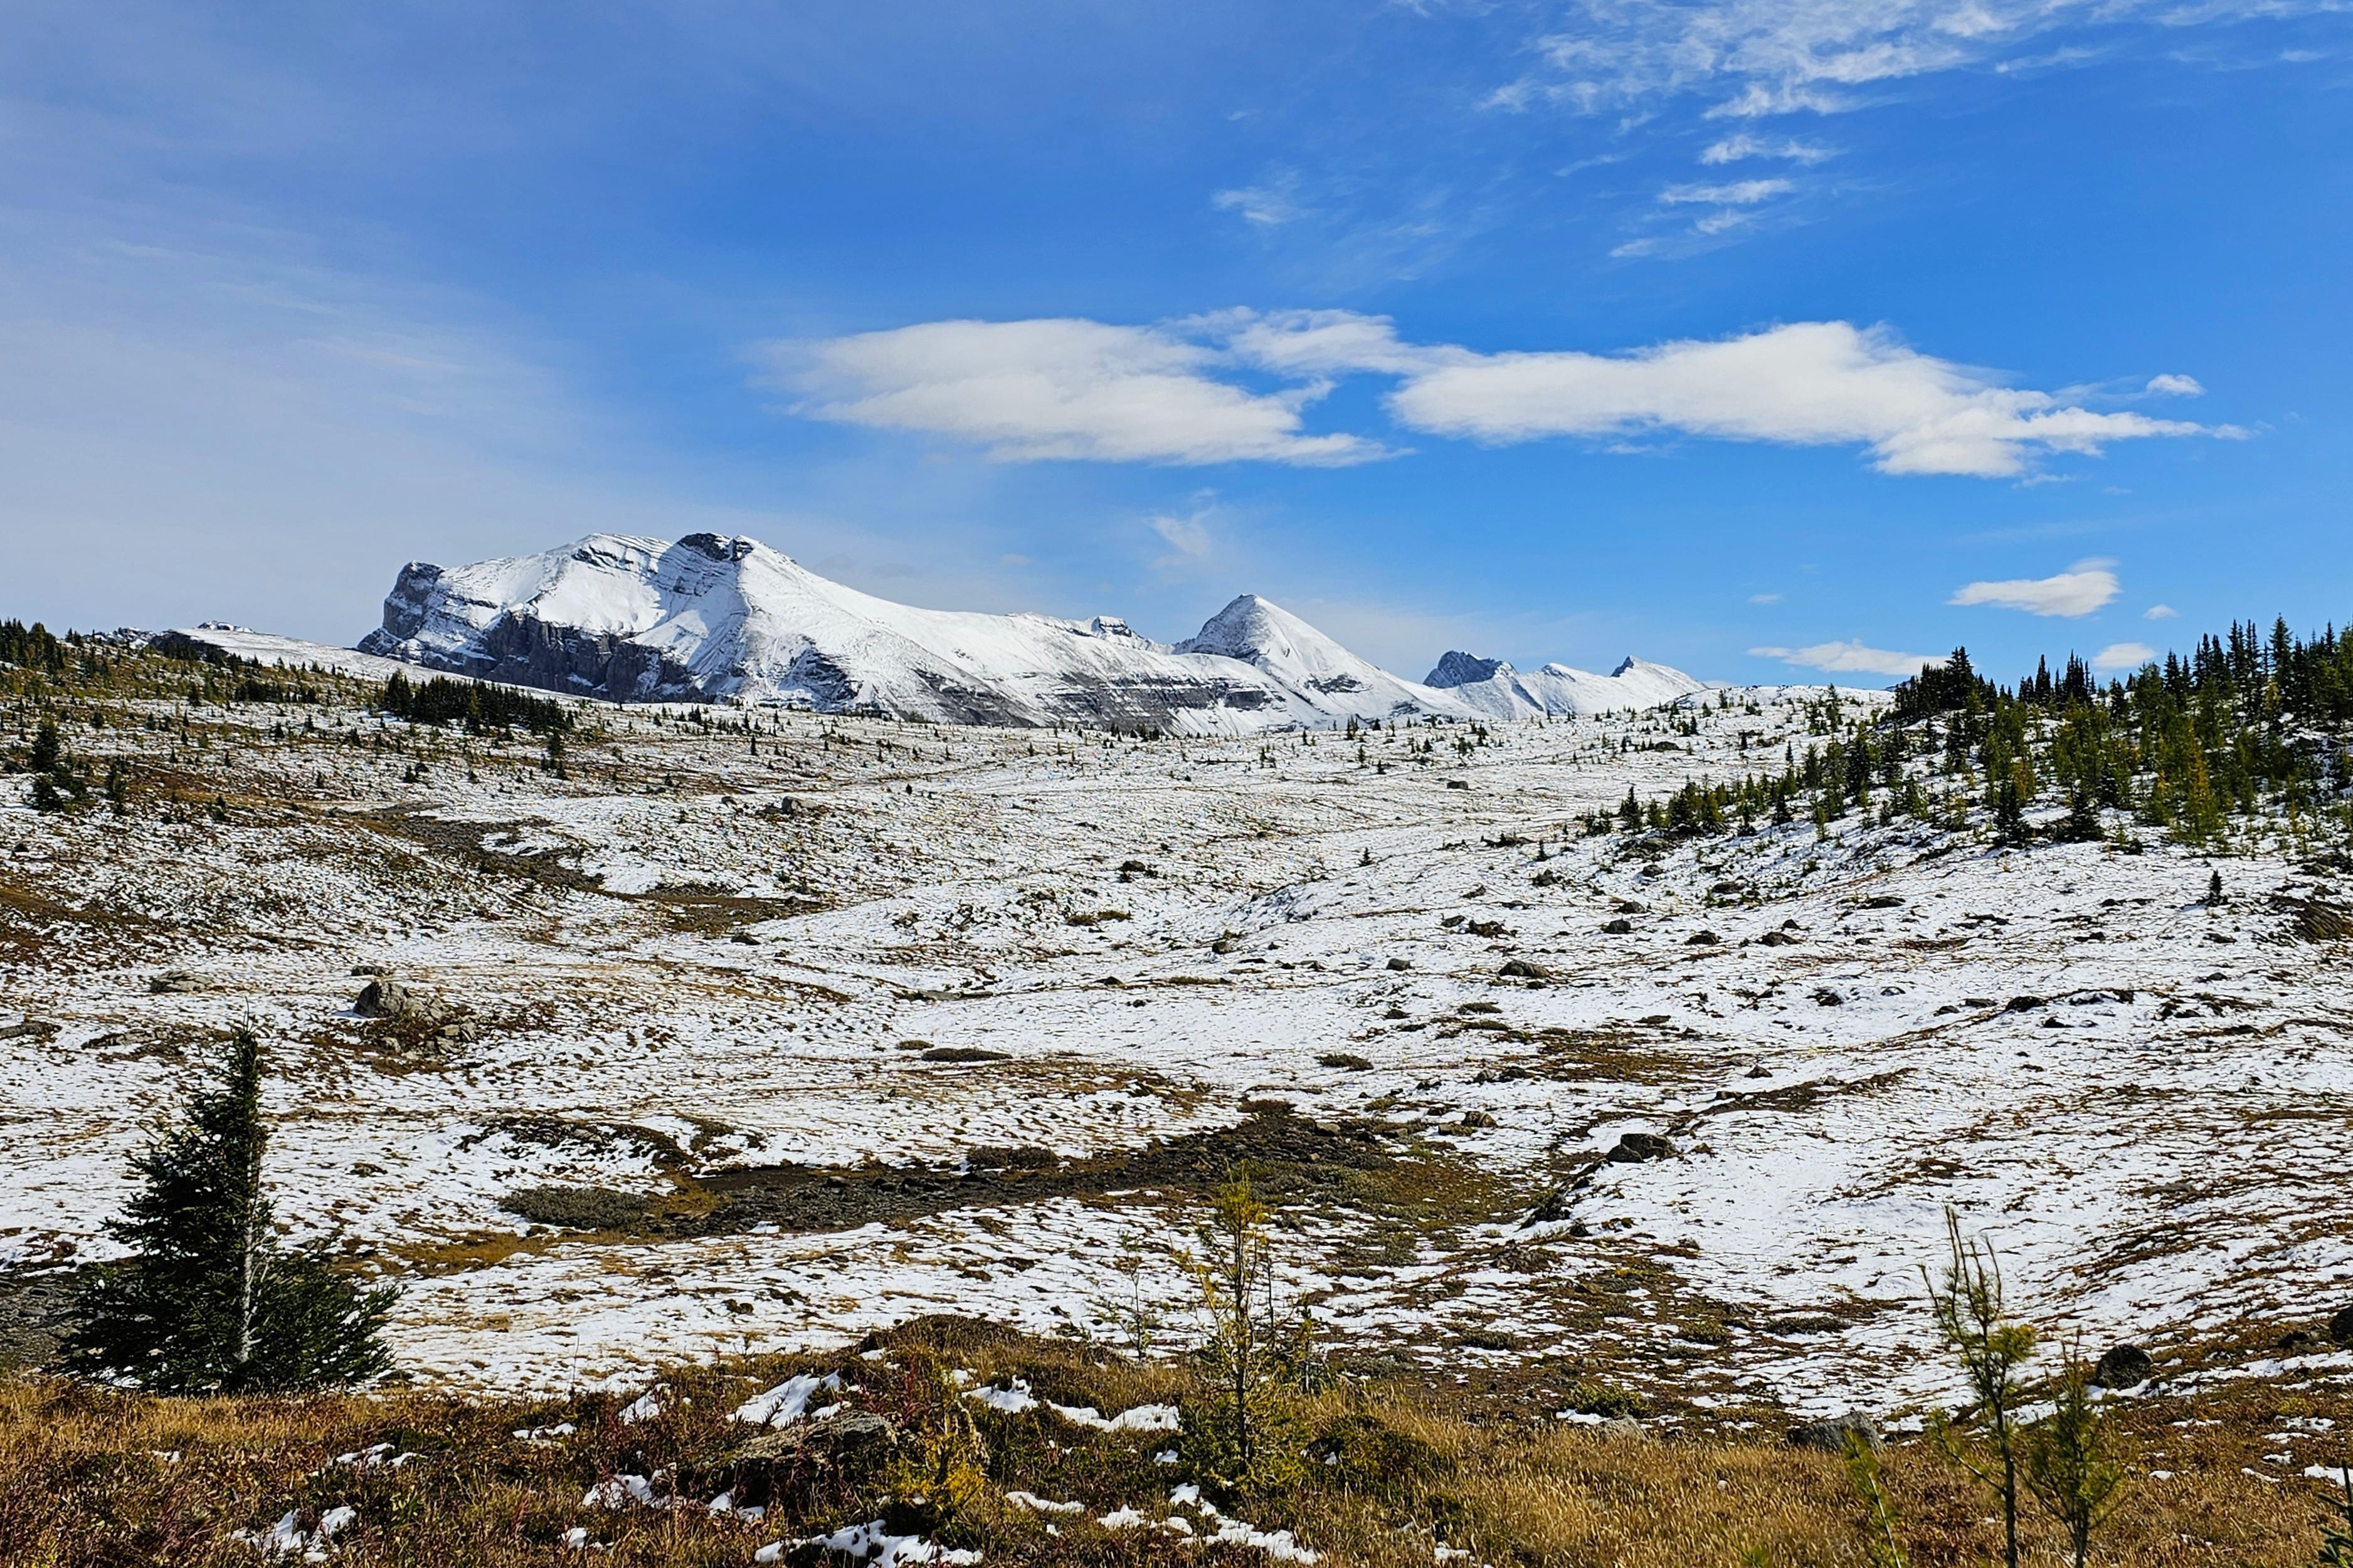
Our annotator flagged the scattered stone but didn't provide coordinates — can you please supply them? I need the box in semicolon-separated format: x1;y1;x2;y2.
2004;995;2046;1013
1602;918;1634;935
349;964;388;977
1861;895;1904;908
1708;881;1743;896
1685;930;1719;946
149;971;206;994
1758;930;1799;947
2331;1305;2353;1345
1499;959;1551;979
1211;935;1241;954
1811;987;1843;1006
1744;1064;1772;1078
2093;1344;2154;1389
1788;1411;1883;1453
354;978;449;1025
729;930;759;945
727;1411;906;1474
1521;1188;1573;1228
1382;1007;1408;1021
1605;1132;1676;1163
1466;920;1508;937
1458;1110;1498;1129
1611;900;1648;914
1963;997;1996;1008
1318;1052;1375;1071
1386;957;1412;971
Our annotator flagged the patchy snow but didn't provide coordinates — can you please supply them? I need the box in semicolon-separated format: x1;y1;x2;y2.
7;673;2352;1429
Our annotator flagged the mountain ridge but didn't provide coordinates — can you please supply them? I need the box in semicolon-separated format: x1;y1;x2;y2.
346;531;1707;732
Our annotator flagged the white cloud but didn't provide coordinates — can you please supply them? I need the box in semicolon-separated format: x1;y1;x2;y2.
1948;559;2120;616
1751;640;1945;676
1748;591;1782;602
1148;507;1214;560
2144;603;2178;619
781;312;2225;479
1370;320;2217;477
1700;134;1834;164
2093;641;2159;671
1212;172;1306;228
1660;179;1794;204
775;318;1385;466
1497;0;2333;122
2145;373;2205;396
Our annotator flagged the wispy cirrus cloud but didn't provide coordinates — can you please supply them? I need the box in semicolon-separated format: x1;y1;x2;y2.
1949;559;2121;616
1659;178;1794;204
774;311;2231;478
1700;133;1835;164
1490;0;2342;122
1750;639;1945;676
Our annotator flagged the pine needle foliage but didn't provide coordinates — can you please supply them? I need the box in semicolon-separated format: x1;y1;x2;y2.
63;1031;397;1394
2023;1339;2127;1568
1179;1164;1316;1496
1924;1206;2038;1568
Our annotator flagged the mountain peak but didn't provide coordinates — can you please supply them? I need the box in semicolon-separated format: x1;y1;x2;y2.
357;537;1469;733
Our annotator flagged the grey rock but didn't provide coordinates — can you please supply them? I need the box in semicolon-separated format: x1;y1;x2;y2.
1605;1132;1676;1163
1499;959;1552;979
2093;1344;2154;1389
149;971;206;994
1595;1416;1650;1443
1601;918;1634;935
1386;957;1412;971
1787;1411;1883;1453
355;978;448;1025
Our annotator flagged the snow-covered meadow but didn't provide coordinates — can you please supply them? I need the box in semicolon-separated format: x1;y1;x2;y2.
4;676;2349;1429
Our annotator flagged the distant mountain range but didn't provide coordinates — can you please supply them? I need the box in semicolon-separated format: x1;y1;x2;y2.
310;532;1706;732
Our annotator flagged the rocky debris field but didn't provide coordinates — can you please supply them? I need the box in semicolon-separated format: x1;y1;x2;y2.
3;673;2351;1436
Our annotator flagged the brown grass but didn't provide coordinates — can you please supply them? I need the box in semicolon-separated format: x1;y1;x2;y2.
1;1318;2345;1567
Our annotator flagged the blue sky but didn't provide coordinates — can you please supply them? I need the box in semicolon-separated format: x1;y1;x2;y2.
1;1;2345;685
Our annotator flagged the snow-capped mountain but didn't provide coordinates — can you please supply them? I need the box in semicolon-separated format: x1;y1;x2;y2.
1424;650;1710;718
356;532;1478;734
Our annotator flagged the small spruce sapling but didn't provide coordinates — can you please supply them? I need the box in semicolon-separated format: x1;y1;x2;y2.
1844;1429;1908;1568
1925;1206;2037;1568
2021;1339;2126;1568
1180;1164;1314;1495
2312;1453;2353;1568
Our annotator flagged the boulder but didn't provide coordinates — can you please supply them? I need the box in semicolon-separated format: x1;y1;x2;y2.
1605;1132;1676;1163
1458;1110;1498;1129
2332;1305;2353;1346
1601;918;1634;935
355;979;447;1025
1685;930;1719;946
728;1411;906;1475
1386;957;1412;971
1595;1416;1650;1443
1758;930;1799;947
1788;1411;1883;1453
2093;1344;2154;1389
1499;959;1551;979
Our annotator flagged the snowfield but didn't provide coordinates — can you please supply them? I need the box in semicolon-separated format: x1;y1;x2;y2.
3;676;2349;1431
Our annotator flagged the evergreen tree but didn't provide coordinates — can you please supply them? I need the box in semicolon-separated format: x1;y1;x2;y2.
64;1031;396;1393
29;716;61;774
